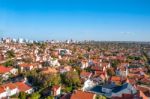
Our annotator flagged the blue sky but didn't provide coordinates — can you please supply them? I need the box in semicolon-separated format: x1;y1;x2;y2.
0;0;150;41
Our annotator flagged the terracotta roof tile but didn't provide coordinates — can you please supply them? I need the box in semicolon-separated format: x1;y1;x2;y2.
0;87;5;93
1;83;16;90
15;82;32;92
71;90;95;99
0;65;13;74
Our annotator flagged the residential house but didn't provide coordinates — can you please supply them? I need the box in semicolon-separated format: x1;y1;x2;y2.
51;85;61;97
50;58;60;67
87;83;139;99
0;81;33;99
70;90;96;99
137;85;150;99
80;71;92;80
19;63;41;72
82;79;96;91
110;76;123;85
0;65;18;80
42;67;58;74
15;81;33;94
59;66;72;73
0;83;18;99
81;60;89;69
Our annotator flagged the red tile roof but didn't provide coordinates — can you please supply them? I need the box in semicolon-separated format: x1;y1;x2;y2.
0;87;5;93
15;82;32;92
80;71;91;78
71;90;95;99
0;83;17;93
2;83;16;90
111;76;121;81
0;82;32;94
0;65;13;74
19;63;34;67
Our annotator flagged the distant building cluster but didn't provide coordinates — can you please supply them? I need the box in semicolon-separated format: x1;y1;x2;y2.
0;37;149;99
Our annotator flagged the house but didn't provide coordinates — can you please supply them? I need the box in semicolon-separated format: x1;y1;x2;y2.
126;78;136;85
137;85;150;99
87;83;139;98
50;58;60;67
15;81;33;94
82;79;96;91
0;83;18;99
0;81;33;98
70;90;96;99
99;62;111;68
57;49;72;56
41;85;61;98
59;66;72;73
19;63;40;71
91;72;105;84
42;67;58;74
81;60;89;69
110;76;122;85
111;93;140;99
80;71;92;80
51;85;61;97
0;65;18;80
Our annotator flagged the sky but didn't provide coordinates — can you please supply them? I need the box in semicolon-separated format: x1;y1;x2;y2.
0;0;150;41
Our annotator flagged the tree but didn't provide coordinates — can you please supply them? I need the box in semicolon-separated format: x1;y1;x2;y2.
62;71;81;88
111;60;119;69
42;74;61;87
19;92;27;99
26;70;61;88
96;95;106;99
6;50;15;59
30;92;41;99
64;86;73;92
107;68;115;76
0;77;3;85
73;66;82;75
46;96;54;99
3;60;14;66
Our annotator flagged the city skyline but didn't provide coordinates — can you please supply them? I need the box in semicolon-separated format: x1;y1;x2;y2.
0;0;150;41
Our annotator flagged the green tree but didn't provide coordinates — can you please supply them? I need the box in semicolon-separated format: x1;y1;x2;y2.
42;74;61;87
26;70;61;88
30;92;41;99
46;96;54;99
0;77;3;85
111;60;120;69
65;86;73;92
19;92;27;99
6;50;15;59
62;71;81;87
107;68;115;76
96;95;106;99
3;60;14;66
